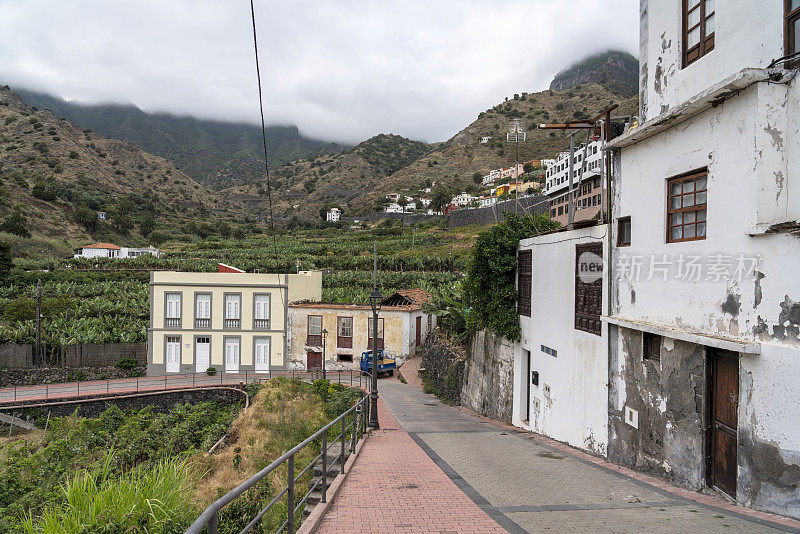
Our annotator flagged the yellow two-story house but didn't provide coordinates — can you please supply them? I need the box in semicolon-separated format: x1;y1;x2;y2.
148;268;321;375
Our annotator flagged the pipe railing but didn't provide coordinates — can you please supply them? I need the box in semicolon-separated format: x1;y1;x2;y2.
0;368;366;406
186;392;370;534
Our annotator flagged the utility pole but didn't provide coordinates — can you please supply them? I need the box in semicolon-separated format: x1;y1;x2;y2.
567;133;575;230
507;118;526;212
368;240;381;430
35;279;42;366
411;227;416;253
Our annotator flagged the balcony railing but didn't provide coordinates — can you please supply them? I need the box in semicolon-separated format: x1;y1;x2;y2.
254;318;270;330
195;318;211;329
224;318;240;329
165;317;181;328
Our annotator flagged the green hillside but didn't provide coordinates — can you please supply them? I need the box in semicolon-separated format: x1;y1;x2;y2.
12;88;340;189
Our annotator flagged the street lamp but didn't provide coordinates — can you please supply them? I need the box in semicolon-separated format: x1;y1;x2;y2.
321;328;328;380
369;289;382;429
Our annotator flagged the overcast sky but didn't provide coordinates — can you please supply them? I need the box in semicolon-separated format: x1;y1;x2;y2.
0;0;638;144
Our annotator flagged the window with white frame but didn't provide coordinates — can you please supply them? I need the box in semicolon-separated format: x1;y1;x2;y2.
165;292;182;328
224;294;241;329
254;294;270;330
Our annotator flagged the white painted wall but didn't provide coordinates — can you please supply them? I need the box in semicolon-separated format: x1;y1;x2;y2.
641;2;784;121
515;226;609;454
74;247;118;258
613;82;800;349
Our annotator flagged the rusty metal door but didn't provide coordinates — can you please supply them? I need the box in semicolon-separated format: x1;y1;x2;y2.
710;349;738;498
307;351;322;370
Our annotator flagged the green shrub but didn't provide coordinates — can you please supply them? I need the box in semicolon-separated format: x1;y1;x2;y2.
206;367;217;376
115;357;139;370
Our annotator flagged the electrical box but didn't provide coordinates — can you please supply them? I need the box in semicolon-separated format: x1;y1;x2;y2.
531;370;539;385
543;383;551;399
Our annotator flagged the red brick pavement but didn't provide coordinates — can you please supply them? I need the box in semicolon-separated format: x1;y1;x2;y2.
316;397;504;534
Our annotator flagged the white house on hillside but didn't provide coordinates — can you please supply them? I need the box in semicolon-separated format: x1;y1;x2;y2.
326;207;341;222
74;243;161;259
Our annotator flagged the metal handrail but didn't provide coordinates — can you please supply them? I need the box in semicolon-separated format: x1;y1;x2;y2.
185;392;369;534
0;369;365;406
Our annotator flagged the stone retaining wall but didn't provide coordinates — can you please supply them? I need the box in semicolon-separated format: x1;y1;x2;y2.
0;387;247;420
0;366;145;387
419;332;466;405
461;329;516;422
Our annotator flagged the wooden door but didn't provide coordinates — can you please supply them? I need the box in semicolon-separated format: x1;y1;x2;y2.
307;351;322;370
415;316;422;346
710;349;738;498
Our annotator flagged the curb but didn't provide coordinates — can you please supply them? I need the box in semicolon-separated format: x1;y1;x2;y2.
297;428;371;534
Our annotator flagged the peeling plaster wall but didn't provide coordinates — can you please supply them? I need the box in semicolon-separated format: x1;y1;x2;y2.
641;2;783;122
608;327;706;490
515;226;609;454
612;49;800;518
613;82;800;348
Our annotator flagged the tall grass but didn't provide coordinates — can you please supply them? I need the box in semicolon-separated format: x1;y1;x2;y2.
21;453;198;534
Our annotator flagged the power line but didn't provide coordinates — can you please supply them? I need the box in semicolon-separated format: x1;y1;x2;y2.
249;0;279;269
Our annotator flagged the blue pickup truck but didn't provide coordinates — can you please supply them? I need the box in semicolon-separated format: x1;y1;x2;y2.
359;350;397;377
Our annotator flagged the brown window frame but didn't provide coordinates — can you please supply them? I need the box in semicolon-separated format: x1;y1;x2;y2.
517;249;532;317
337;316;353;349
617;216;632;247
666;169;708;243
787;0;800;68
306;314;323;346
682;0;715;67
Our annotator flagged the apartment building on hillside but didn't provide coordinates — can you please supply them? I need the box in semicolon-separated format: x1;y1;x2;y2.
148;269;321;375
544;138;608;226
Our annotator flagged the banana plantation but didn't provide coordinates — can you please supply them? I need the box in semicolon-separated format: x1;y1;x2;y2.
0;226;474;347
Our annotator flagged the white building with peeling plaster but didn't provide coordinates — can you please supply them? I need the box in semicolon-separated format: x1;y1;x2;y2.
604;0;800;520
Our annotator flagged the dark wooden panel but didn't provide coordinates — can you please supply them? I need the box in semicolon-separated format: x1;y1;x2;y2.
713;350;739;429
575;242;603;335
415;316;422;345
307;352;322;369
518;249;532;317
713;427;738;497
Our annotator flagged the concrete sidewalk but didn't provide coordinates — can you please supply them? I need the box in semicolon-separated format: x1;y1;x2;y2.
316;379;800;534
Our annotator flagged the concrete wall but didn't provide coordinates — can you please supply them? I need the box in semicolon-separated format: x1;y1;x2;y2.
0;365;145;387
515;226;609;454
608;327;707;489
640;1;784;120
0;343;145;369
449;195;549;228
148;270;322;375
462;329;515;422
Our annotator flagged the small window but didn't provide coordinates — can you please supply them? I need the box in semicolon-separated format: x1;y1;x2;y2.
307;315;323;346
337;353;353;363
683;0;715;67
787;0;800;68
667;170;707;243
617;217;632;247
643;332;662;363
195;293;211;328
337;316;353;349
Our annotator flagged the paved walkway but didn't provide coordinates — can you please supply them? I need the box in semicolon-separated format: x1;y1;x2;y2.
317;393;504;534
318;379;800;534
